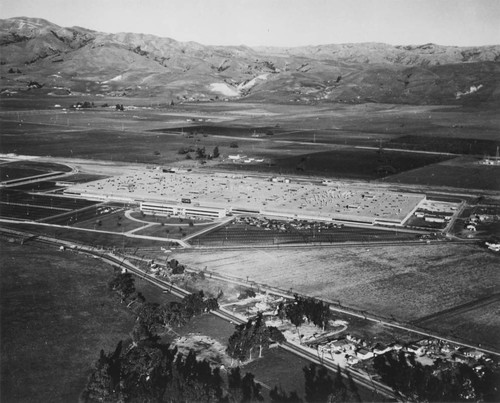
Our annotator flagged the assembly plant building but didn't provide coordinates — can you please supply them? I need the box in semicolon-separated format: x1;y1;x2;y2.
65;170;426;226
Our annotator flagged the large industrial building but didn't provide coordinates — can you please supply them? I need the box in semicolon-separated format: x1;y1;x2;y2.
65;170;426;226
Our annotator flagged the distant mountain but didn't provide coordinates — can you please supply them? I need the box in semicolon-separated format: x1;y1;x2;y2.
1;17;499;105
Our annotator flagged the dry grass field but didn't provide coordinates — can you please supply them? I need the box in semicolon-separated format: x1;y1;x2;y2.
172;243;500;347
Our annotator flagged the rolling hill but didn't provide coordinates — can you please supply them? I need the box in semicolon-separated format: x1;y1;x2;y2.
1;16;499;105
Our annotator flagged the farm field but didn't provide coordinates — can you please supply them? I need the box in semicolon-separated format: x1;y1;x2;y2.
0;188;98;221
172;243;500;348
411;299;500;349
2;98;499;190
380;156;500;190
218;147;452;180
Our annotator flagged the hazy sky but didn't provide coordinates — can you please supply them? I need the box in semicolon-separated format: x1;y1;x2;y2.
1;0;499;47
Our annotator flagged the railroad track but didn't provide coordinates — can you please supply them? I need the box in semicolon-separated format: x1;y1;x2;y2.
2;227;496;400
281;341;398;401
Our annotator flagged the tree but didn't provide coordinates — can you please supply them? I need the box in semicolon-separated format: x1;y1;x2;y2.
172;264;185;274
130;321;153;346
108;272;136;302
81;342;122;402
159;301;187;329
168;259;179;269
136;302;161;333
205;297;220;312
227;313;283;363
269;326;286;344
253;313;271;358
227;367;263;402
372;350;500;402
182;290;206;318
285;298;305;339
277;301;287;323
213;146;220;158
126;291;146;309
327;365;348;403
196;146;206;159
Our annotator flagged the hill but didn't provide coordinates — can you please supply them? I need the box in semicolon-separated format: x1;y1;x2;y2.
1;17;499;105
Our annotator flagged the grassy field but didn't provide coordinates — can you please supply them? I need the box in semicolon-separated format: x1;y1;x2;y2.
171;243;500;348
132;222;201;239
0;160;72;181
73;210;147;232
0;241;136;402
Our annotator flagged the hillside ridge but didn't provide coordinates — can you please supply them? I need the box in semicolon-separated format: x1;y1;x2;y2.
1;16;499;105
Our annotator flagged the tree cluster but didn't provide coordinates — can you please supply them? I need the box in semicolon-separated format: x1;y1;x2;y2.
108;272;136;303
132;290;220;341
168;258;186;274
81;338;264;403
278;295;331;331
374;350;500;402
237;288;256;300
178;145;219;161
108;271;219;338
227;313;285;363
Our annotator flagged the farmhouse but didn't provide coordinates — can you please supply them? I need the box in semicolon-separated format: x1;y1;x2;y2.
65;170;425;224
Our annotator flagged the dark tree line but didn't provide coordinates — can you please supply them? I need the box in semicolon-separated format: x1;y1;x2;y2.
227;313;285;364
108;271;219;340
81;337;264;403
278;295;331;331
108;272;136;303
131;290;219;342
374;350;500;402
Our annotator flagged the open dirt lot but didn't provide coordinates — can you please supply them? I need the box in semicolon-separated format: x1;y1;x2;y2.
172;243;500;347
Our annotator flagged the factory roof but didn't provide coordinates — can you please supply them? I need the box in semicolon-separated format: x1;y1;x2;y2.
66;170;425;224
